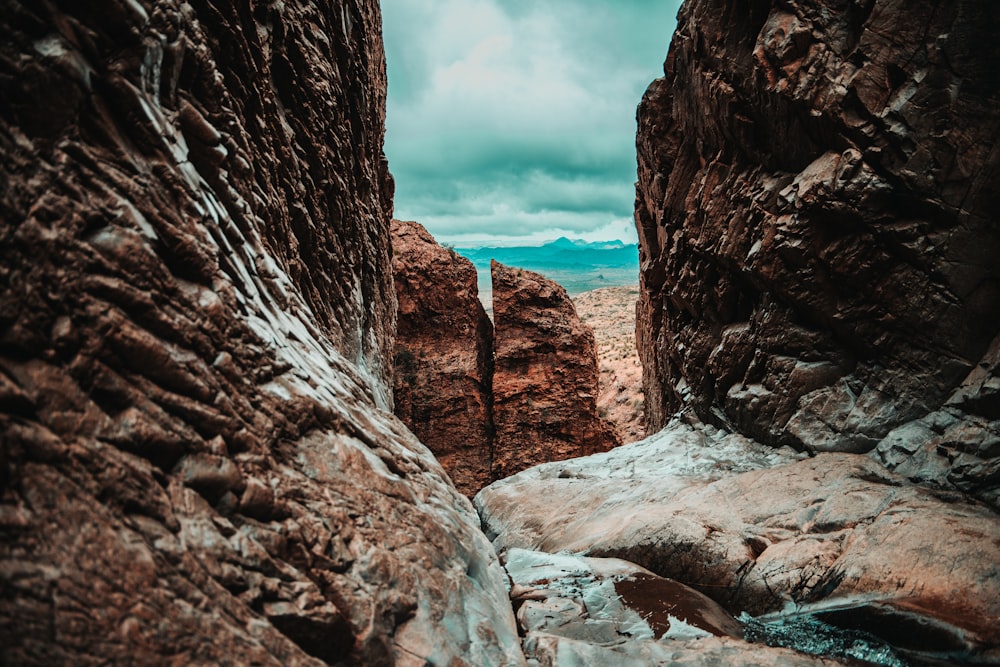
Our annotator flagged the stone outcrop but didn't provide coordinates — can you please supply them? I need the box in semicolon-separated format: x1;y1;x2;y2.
389;238;620;494
476;420;1000;663
491;261;620;479
634;0;1000;502
505;548;842;666
0;2;524;665
390;219;494;496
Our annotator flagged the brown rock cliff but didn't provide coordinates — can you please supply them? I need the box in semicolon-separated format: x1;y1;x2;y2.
491;261;620;479
635;0;1000;502
0;1;523;665
391;219;494;496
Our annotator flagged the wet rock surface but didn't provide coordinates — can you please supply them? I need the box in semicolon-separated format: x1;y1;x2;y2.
491;261;620;479
505;548;743;644
504;548;845;667
634;0;1000;501
477;419;1000;661
391;220;494;496
0;1;523;665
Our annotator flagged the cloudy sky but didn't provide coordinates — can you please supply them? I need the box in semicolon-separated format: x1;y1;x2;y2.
381;0;682;247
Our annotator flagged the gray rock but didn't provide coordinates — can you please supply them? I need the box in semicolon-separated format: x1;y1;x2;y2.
504;549;840;666
478;420;1000;657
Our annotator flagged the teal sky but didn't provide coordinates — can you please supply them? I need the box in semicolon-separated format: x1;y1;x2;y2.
381;0;683;246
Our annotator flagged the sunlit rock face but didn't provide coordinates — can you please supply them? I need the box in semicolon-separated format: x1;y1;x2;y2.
0;2;523;665
634;0;1000;502
391;219;494;496
491;260;620;479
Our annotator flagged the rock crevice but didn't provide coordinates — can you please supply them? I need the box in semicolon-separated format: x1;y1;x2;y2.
390;222;619;495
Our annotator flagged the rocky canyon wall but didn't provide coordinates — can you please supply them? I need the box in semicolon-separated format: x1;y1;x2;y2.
391;219;494;496
635;0;1000;503
491;261;621;479
390;224;619;495
0;1;523;665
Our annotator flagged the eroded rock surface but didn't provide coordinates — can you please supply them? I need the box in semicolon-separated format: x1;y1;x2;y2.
491;261;620;479
634;0;1000;501
503;549;844;666
391;220;494;496
507;548;740;640
476;421;1000;660
0;2;522;665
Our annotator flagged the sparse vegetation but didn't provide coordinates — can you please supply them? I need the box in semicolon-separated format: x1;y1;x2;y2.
574;285;644;444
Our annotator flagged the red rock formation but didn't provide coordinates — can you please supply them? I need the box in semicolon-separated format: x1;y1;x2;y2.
634;0;1000;502
0;2;523;665
491;261;620;478
391;219;494;496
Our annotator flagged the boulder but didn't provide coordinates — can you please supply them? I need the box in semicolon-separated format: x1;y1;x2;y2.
391;219;494;496
491;261;620;478
505;549;843;666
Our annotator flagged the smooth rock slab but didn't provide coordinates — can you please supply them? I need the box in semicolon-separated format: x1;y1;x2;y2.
477;418;805;555
477;420;1000;657
505;548;741;642
523;634;845;667
505;549;842;666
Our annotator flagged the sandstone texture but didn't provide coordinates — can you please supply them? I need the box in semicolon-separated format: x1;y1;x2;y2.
573;286;645;443
634;0;1000;502
390;230;619;495
477;420;1000;662
491;261;620;479
391;220;493;496
0;2;523;665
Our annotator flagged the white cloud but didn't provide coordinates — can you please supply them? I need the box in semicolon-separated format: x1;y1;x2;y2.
381;0;681;245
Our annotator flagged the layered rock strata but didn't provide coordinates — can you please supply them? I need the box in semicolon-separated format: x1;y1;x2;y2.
491;261;620;479
391;219;494;496
0;1;523;665
634;0;1000;502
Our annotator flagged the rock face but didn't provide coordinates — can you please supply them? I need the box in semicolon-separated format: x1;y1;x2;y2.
0;2;524;665
476;420;1000;662
634;0;1000;501
491;261;620;479
389;240;620;494
391;219;494;496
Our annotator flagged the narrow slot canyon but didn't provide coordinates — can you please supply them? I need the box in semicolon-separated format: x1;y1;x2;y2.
1;1;998;666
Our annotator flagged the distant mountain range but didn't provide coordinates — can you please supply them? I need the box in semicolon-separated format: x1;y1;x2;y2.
456;237;640;299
